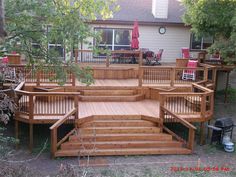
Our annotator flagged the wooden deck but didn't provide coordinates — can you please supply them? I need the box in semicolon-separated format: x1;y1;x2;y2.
17;98;202;123
79;100;159;118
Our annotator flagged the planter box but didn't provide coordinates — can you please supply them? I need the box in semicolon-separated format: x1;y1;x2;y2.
6;54;21;64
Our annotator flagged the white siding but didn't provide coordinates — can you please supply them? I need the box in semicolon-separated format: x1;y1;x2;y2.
152;0;169;19
83;24;191;63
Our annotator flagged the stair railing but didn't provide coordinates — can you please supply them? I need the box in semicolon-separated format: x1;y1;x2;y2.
160;106;196;152
50;108;77;158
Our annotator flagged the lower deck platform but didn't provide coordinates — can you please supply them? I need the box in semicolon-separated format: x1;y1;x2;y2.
17;99;202;124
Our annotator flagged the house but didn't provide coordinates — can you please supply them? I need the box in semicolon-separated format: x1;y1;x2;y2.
82;0;213;63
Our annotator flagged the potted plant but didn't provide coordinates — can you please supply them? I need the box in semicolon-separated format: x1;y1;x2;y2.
5;52;21;65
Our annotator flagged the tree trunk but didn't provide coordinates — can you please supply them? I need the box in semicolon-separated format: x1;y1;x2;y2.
0;0;7;40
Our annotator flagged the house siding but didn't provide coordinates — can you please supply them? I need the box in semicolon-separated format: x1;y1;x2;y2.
83;24;191;63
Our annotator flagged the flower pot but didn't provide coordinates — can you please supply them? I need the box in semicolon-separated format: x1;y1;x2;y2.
5;54;21;64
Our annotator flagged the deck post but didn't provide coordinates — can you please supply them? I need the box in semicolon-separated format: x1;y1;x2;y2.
159;96;165;132
106;55;110;67
72;73;76;86
29;123;33;152
187;128;195;152
74;95;79;128
138;67;143;87
204;67;209;81
36;71;40;86
200;122;206;145
29;95;34;152
224;70;230;103
207;120;211;139
139;50;142;67
74;49;78;63
200;94;206;145
212;68;217;90
15;120;19;149
51;129;57;158
170;68;175;87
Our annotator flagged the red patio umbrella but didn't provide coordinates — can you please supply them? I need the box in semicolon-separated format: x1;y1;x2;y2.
131;20;139;49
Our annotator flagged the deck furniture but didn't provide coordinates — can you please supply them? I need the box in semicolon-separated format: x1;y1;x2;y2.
181;47;192;59
143;49;163;65
182;60;198;81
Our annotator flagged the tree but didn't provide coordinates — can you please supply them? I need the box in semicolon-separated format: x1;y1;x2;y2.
0;0;7;41
1;0;119;84
182;0;236;64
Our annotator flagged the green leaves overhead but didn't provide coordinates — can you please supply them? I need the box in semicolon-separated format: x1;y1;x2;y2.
2;0;118;85
182;0;236;64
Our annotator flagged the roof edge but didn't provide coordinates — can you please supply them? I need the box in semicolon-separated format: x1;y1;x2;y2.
90;20;187;27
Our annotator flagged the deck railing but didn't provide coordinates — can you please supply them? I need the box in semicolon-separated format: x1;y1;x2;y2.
139;64;216;87
9;64;76;86
159;83;214;121
16;88;79;121
160;106;196;152
75;49;142;67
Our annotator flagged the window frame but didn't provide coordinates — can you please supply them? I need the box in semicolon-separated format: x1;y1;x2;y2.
31;25;65;60
94;27;132;51
190;34;214;51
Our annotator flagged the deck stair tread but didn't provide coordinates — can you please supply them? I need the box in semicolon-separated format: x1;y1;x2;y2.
77;126;160;134
55;147;192;157
54;115;191;157
61;140;183;149
81;89;137;96
79;94;144;102
79;120;156;127
69;133;173;141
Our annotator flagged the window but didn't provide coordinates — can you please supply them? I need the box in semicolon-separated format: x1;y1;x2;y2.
31;26;65;60
190;34;213;50
95;28;131;50
47;26;64;59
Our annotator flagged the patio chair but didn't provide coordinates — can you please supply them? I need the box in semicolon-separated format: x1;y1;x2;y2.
209;52;222;64
143;49;163;65
181;47;192;59
143;50;155;65
182;60;198;81
154;49;163;65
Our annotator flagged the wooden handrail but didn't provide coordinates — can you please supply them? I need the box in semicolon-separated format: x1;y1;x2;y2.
50;108;77;158
50;108;77;130
192;83;213;93
16;90;79;96
161;106;196;151
14;81;25;91
161;106;196;130
159;92;204;96
140;66;205;70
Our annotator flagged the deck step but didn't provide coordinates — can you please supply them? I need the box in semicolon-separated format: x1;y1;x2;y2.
81;89;137;96
79;120;157;127
55;147;192;157
61;140;183;150
69;133;172;142
54;114;192;157
79;94;144;102
77;127;160;134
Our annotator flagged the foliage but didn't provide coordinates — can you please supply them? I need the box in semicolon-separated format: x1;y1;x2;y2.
0;91;18;156
0;0;7;40
182;0;236;64
0;92;17;124
1;0;119;85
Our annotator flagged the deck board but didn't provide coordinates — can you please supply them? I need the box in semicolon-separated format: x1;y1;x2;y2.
79;100;159;118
